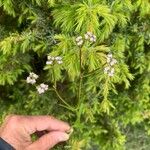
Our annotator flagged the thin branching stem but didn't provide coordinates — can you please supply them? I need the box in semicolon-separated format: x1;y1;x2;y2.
52;67;75;112
76;46;83;123
77;47;83;107
53;87;75;112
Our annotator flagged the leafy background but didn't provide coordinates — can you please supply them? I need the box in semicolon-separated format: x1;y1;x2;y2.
0;0;150;149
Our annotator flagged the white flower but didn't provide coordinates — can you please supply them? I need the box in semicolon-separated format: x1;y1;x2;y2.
29;72;39;79
48;56;52;60
76;36;82;42
40;83;48;90
90;37;94;42
104;66;110;74
77;40;83;46
84;33;89;39
84;32;92;39
46;56;63;65
47;55;55;65
84;32;96;42
108;72;114;77
110;59;117;66
110;68;115;74
26;77;36;84
55;56;63;64
26;72;39;84
76;36;83;46
36;83;49;94
107;57;111;63
107;53;113;58
55;56;62;61
108;68;115;77
87;32;93;36
57;60;63;64
46;61;53;65
104;53;117;77
104;66;115;77
48;56;55;60
37;88;45;94
90;36;96;42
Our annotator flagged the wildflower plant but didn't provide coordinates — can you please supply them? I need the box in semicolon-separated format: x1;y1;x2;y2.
0;0;150;150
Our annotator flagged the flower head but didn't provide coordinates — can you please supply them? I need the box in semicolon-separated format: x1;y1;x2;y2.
104;67;115;77
76;36;82;42
84;32;92;39
26;72;39;84
107;53;113;58
108;68;115;77
36;83;49;94
104;66;110;74
110;58;117;66
76;36;83;46
84;32;96;42
104;53;118;77
106;53;117;66
46;55;63;65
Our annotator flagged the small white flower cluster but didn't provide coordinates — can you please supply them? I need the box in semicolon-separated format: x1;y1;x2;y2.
84;32;96;42
104;53;117;77
46;56;63;65
36;83;49;94
76;32;96;46
26;72;39;84
106;53;117;66
75;36;83;46
26;72;49;94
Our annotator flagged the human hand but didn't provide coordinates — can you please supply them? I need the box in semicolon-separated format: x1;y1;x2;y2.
0;115;71;150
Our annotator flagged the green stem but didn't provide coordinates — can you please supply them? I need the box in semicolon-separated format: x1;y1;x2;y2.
77;47;82;107
75;47;83;123
53;87;75;112
59;104;75;112
52;67;75;112
52;67;57;88
75;103;83;124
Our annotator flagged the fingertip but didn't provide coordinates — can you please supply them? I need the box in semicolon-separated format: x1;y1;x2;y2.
57;132;70;142
64;123;71;132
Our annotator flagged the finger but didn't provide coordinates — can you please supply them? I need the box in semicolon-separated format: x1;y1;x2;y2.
27;131;69;150
21;115;70;134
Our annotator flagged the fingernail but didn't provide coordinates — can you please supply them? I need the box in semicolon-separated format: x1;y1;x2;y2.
58;133;69;142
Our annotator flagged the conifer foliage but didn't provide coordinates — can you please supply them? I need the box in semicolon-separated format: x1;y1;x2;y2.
0;0;150;149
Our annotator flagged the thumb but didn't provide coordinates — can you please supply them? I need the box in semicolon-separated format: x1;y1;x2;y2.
27;131;69;150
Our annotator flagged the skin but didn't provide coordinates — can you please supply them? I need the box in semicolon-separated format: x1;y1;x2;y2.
0;115;71;150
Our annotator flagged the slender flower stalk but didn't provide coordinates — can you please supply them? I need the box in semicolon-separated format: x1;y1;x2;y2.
53;86;75;112
52;65;75;112
76;46;84;124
